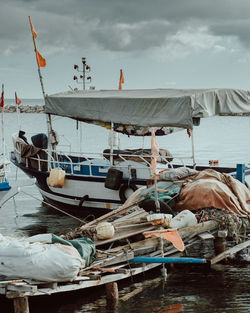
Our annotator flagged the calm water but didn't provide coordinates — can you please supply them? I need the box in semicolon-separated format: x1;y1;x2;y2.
1;113;250;312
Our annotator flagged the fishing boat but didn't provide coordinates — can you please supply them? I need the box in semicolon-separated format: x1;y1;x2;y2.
0;84;11;205
0;161;11;204
10;88;250;213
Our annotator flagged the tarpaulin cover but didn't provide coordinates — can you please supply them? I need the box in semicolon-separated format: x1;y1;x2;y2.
51;234;95;266
176;169;250;217
45;88;250;130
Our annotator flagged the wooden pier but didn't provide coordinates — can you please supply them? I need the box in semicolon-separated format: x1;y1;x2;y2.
0;209;248;313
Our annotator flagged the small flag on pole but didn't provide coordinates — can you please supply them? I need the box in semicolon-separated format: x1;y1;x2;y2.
0;89;4;108
15;92;22;106
36;50;46;68
151;128;159;175
118;69;124;90
28;16;46;68
28;16;37;39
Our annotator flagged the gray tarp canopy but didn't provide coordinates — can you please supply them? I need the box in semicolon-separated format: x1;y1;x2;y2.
45;88;250;129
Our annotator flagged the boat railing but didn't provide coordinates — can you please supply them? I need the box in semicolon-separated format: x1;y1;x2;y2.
12;134;194;176
16;147;193;177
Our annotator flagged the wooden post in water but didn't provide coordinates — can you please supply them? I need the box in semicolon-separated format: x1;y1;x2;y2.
105;282;119;306
214;230;227;255
13;296;29;313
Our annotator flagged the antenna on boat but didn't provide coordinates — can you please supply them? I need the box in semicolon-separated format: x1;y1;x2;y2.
73;57;91;90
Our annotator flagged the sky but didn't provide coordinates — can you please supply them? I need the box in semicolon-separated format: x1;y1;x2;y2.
1;0;250;98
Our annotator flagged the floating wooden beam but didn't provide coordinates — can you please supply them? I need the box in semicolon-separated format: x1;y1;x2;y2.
210;239;250;265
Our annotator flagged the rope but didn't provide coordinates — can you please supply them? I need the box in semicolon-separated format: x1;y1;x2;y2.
20;189;85;223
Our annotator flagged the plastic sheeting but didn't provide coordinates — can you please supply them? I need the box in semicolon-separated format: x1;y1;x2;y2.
177;169;250;217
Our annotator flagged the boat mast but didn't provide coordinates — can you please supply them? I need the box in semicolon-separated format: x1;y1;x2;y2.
1;84;6;175
28;16;55;167
73;57;92;90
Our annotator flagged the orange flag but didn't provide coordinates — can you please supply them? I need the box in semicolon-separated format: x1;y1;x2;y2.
118;69;124;90
151;128;159;175
36;50;46;68
143;229;185;252
28;16;37;39
15;92;22;106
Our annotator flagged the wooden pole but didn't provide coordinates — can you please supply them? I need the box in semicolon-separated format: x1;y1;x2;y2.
28;16;55;159
13;296;29;313
79;199;143;232
1;84;6;175
105;282;119;306
191;129;196;168
214;237;227;255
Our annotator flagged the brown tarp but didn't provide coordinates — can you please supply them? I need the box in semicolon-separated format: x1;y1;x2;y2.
176;169;250;217
19;142;47;171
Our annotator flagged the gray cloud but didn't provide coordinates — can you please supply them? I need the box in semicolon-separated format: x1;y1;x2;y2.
1;0;250;57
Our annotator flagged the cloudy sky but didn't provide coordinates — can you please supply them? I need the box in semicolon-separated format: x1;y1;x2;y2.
1;0;250;98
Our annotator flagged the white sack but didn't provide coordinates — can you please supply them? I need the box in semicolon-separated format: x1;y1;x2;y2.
0;234;84;282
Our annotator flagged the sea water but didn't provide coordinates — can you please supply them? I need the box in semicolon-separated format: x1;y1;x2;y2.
0;112;249;312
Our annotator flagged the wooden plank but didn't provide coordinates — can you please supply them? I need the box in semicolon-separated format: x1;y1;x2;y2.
120;287;143;301
79;201;143;232
210;239;250;265
178;221;219;238
0;287;6;294
198;232;215;240
7;283;37;293
6;262;162;298
95;225;156;246
92;251;134;267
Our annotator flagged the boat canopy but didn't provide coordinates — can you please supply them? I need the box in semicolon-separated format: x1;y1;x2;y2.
45;88;250;130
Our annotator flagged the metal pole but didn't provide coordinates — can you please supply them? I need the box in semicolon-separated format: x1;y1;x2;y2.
110;122;114;166
82;57;86;90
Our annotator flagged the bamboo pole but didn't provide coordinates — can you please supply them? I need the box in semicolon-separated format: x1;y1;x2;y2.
79;199;143;232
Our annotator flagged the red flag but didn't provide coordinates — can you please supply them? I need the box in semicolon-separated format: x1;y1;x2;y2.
0;90;4;108
151;128;159;175
28;16;37;39
15;92;22;106
36;50;46;68
118;69;124;90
